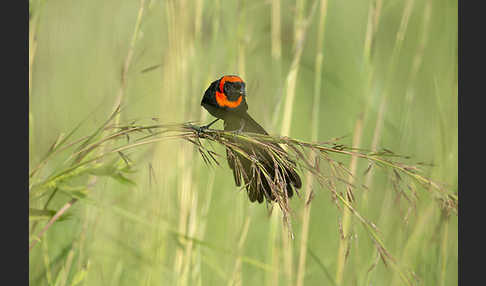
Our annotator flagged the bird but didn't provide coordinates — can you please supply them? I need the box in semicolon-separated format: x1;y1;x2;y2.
200;75;302;203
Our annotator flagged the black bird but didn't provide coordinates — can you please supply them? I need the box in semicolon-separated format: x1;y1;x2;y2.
200;75;302;203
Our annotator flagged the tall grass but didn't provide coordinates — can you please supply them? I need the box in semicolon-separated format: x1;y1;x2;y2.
296;1;328;286
29;0;458;285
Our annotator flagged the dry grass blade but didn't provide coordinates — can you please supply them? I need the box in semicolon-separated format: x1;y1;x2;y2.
173;122;455;284
29;118;457;283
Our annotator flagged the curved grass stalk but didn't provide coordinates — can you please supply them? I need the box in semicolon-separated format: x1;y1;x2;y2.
29;119;457;286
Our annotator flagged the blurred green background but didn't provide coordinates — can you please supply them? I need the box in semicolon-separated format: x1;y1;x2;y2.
29;0;457;285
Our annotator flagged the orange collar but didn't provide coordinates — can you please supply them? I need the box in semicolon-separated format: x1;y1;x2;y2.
219;75;243;93
215;91;242;108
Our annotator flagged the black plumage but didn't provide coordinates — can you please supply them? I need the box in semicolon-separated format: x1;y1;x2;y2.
201;75;301;203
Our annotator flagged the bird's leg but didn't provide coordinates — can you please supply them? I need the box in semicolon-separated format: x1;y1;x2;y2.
201;118;220;130
235;118;246;134
196;118;219;136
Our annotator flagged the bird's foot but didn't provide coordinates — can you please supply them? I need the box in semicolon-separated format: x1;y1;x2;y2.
232;118;246;135
196;119;220;136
